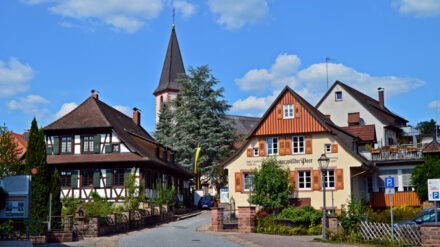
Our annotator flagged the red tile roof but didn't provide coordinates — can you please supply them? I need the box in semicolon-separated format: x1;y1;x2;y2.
342;125;376;142
10;132;27;159
422;141;440;154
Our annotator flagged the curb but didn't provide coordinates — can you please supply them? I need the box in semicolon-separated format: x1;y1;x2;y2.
176;211;202;221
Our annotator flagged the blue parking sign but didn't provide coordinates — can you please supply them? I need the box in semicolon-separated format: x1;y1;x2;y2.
434;192;440;200
385;177;394;189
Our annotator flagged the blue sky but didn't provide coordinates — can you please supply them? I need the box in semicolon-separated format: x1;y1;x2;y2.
1;0;440;134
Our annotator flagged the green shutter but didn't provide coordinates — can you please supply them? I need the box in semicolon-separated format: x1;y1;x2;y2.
72;171;78;188
124;168;132;182
94;135;101;154
53;137;60;155
93;170;100;188
46;146;53;155
106;169;113;187
105;144;112;154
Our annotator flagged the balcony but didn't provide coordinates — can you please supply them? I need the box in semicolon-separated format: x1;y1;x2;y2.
360;147;422;161
369;191;421;208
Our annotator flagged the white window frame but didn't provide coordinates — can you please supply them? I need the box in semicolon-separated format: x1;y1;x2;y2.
323;170;335;189
253;147;259;157
335;91;343;101
243;172;254;192
325;144;332;154
266;137;279;156
292;136;305;154
298;170;312;190
283;104;294;119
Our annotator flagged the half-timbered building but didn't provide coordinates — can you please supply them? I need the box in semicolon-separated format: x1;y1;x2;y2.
43;93;192;204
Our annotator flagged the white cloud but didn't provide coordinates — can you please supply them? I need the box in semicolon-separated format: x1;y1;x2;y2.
394;0;440;17
429;100;440;109
114;105;131;116
208;0;269;30
55;102;78;118
23;0;164;33
235;54;300;92
8;94;50;118
0;57;34;97
232;54;425;116
174;1;196;18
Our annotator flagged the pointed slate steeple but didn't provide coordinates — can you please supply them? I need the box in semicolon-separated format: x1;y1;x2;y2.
154;26;185;95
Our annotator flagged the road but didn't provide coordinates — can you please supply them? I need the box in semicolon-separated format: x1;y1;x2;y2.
118;214;242;247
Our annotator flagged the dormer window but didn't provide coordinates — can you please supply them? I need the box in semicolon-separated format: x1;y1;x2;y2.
283;104;294;119
335;91;342;101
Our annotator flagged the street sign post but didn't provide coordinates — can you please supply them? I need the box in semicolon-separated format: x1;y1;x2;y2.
428;179;440;224
385;177;395;243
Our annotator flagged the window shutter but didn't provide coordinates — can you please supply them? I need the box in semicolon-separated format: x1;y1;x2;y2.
285;138;291;155
93;170;100;188
336;169;344;190
289;170;296;190
305;136;313;154
276;105;283;120
71;170;78;188
312;169;321;190
106;169;113;187
279;139;285;155
246;148;253;157
53;137;60;155
258;140;266;156
124;168;132;182
105;144;112;153
235;172;242;192
46;146;53;155
94;135;101;154
331;144;338;153
294;104;301;118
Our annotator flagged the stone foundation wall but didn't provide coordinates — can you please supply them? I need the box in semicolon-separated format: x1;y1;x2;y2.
421;224;440;247
238;206;256;233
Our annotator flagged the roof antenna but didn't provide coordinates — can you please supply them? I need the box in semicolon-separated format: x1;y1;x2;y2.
326;57;336;90
172;7;175;29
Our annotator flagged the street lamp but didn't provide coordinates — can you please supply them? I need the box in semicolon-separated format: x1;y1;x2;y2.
318;153;330;239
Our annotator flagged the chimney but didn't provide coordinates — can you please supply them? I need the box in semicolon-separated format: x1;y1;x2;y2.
91;89;99;99
378;87;384;108
133;107;141;125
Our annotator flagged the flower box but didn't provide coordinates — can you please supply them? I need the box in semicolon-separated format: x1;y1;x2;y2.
371;149;381;154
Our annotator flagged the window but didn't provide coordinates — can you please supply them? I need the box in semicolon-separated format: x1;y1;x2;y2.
82;170;93;187
292;136;305;154
253;147;259;156
113;169;125;186
61;136;72;153
83;136;94;153
60;171;72;187
266;137;278;155
112;144;119;153
298;171;311;190
335;91;342;101
323;170;335;189
325;144;331;153
243;173;254;191
283;104;294;119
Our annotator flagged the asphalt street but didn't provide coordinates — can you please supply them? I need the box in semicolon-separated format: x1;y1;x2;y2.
118;214;242;247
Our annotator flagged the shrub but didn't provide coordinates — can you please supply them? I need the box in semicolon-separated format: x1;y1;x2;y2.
339;193;367;234
277;205;321;227
0;220;13;239
61;197;82;216
256;214;321;236
367;205;422;223
82;192;114;221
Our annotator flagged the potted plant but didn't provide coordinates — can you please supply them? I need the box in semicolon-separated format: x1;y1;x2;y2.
407;146;417;152
389;147;399;153
371;148;381;154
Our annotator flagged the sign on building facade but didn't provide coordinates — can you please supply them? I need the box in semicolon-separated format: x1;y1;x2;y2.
0;175;30;218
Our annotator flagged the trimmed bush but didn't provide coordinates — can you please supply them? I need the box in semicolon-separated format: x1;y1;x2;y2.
367;205;422;223
277;205;321;227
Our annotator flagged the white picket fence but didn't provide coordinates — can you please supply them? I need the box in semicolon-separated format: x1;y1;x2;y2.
358;221;421;246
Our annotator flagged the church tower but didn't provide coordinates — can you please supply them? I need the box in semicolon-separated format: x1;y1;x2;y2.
154;24;185;127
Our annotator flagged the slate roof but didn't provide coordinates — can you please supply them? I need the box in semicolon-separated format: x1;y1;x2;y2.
154;27;185;95
422;140;440;154
44;96;192;177
316;80;408;126
342;125;376;142
222;115;260;136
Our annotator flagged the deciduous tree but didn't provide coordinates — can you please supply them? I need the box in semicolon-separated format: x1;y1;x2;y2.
0;124;23;177
412;155;440;201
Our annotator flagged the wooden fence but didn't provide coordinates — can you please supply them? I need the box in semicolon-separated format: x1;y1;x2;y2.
358;221;421;246
369;192;421;208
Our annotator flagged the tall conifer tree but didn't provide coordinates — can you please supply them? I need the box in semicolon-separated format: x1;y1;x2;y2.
25;118;51;233
155;65;237;178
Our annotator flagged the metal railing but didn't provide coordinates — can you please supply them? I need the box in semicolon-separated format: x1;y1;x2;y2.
361;150;422;161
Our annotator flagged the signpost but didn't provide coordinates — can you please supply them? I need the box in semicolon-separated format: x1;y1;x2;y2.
428;179;440;224
385;177;395;243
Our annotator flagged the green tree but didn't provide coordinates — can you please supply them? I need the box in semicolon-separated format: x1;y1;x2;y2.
416;119;440;135
50;168;62;216
124;167;145;212
412;155;440;201
339;193;367;235
250;158;291;214
0;124;23;177
155;65;237;179
25;118;51;233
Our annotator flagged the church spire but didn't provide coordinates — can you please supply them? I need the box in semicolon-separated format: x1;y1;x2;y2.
153;25;185;96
